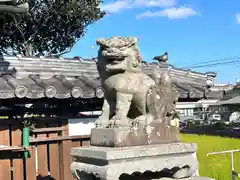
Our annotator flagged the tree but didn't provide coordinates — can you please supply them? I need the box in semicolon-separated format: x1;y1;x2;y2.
0;0;105;56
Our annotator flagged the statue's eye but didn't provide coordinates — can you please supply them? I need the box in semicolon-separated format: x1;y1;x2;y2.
101;45;109;50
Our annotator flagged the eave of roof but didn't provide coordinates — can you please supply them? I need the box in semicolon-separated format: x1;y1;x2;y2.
0;56;223;100
215;96;240;105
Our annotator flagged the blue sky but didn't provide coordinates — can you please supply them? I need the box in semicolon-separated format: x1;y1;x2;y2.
67;0;240;84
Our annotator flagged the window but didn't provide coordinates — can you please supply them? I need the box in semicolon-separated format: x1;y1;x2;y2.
184;109;187;116
179;109;184;115
188;109;194;116
178;108;194;116
194;108;202;113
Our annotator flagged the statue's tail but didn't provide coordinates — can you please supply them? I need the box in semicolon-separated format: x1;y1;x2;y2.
146;70;179;125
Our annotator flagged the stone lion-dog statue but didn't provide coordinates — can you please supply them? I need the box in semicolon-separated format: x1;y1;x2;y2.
95;36;179;128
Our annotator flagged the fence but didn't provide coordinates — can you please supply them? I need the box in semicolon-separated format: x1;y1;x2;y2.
207;149;240;180
0;117;91;180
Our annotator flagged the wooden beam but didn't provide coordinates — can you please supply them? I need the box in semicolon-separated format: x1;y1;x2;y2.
30;127;66;133
0;146;32;152
30;135;90;143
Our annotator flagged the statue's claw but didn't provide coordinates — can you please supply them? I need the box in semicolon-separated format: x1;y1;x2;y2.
110;115;130;127
108;119;115;128
95;116;110;128
114;120;129;127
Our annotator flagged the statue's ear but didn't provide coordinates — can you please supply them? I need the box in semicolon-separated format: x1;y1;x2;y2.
132;51;141;67
96;38;104;46
132;37;138;44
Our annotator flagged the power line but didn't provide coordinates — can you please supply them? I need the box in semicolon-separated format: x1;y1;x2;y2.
179;56;240;69
180;56;239;68
185;56;239;67
186;59;240;69
181;57;240;69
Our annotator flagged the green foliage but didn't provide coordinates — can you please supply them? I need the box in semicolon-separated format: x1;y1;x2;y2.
186;121;194;129
181;134;240;180
212;121;226;130
194;120;201;125
0;0;105;56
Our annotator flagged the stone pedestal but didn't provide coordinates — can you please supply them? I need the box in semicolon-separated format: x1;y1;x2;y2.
90;124;179;147
70;143;214;180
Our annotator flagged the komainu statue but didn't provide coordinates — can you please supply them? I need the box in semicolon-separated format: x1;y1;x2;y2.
95;36;179;128
71;37;211;180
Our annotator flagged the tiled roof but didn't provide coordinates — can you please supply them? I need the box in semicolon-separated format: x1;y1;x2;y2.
0;56;224;100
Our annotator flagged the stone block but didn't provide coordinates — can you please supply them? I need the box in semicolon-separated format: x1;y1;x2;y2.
90;122;179;147
71;143;201;180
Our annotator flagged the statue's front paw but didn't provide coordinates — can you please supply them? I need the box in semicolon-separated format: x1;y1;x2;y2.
95;116;109;128
109;119;115;128
110;115;129;127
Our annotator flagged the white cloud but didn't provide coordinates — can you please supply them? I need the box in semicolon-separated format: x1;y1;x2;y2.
134;0;176;7
136;7;197;19
101;0;132;13
101;0;176;14
236;13;240;24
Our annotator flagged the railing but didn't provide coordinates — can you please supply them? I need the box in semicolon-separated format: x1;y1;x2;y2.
207;149;240;180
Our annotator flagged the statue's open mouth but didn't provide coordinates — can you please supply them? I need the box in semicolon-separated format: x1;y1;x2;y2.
111;60;122;64
105;55;122;59
104;55;124;65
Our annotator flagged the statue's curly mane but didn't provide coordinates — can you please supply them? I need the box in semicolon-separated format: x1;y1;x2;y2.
97;37;143;76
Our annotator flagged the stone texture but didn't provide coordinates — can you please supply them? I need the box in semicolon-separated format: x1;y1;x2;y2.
71;143;200;180
90;125;179;147
71;142;197;160
95;36;179;130
70;36;215;180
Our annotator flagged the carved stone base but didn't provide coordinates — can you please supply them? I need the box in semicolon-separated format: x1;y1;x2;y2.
91;122;179;147
71;143;214;180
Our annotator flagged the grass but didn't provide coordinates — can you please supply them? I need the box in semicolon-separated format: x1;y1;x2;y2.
180;134;240;180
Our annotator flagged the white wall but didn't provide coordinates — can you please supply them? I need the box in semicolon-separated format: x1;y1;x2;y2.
68;117;96;136
176;99;219;109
